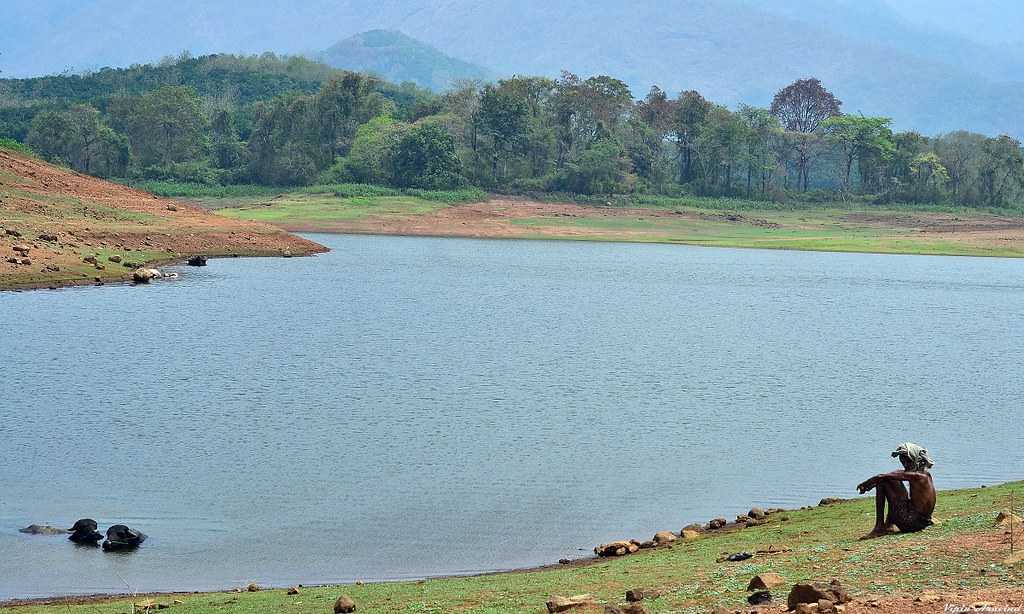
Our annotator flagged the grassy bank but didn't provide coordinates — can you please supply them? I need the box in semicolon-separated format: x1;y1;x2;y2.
205;188;1024;258
5;481;1021;613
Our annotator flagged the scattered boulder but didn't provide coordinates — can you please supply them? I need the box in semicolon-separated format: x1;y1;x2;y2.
749;507;766;520
748;572;785;590
132;268;160;283
680;529;700;541
818;497;843;506
787;580;850;610
747;590;772;605
166;204;178;211
5;228;22;237
735;515;750;524
5;257;18;263
246;583;261;592
186;255;207;267
38;233;58;242
708;517;727;530
108;255;122;263
817;598;837;613
333;595;357;613
102;524;146;551
83;255;98;264
638;540;656;549
546;594;594;612
652;530;676;545
681;523;702;533
19;524;69;535
20;258;31;265
594;540;640;557
287;586;300;595
725;552;752;562
12;244;30;254
995;510;1022;527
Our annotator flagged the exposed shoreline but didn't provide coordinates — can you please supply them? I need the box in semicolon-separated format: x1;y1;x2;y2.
3;480;1021;610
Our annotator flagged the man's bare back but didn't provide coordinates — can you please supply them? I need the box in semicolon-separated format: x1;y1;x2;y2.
856;442;936;538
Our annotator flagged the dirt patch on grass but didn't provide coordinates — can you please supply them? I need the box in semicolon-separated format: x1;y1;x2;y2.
0;150;326;289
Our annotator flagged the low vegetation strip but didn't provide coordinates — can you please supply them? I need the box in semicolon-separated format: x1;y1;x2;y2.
4;481;1020;613
207;191;1024;258
0;149;325;290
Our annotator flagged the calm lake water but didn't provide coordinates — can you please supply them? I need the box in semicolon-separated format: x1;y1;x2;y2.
2;234;1022;600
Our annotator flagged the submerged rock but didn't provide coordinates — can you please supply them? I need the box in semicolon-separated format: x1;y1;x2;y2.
19;524;69;535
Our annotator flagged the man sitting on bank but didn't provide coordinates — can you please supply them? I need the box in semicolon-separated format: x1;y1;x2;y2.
856;442;936;538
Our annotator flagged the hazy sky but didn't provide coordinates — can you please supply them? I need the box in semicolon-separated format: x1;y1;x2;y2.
3;0;1023;78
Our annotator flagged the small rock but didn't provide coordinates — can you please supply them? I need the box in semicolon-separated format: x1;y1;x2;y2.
157;603;170;610
20;257;31;265
546;594;594;612
558;558;571;564
726;551;753;562
638;540;656;549
38;233;58;242
333;595;357;613
735;515;750;524
681;523;703;533
286;586;299;595
246;583;260;592
747;590;772;605
594;540;639;557
652;530;676;545
186;255;207;267
749;507;766;520
995;510;1022;527
708;518;727;530
794;604;816;614
5;256;17;263
819;497;843;506
83;255;98;264
748;572;784;590
5;228;22;237
282;250;292;258
108;254;122;263
625;588;662;602
787;580;850;609
166;204;178;211
818;598;836;613
620;604;648;614
680;529;700;541
12;244;30;254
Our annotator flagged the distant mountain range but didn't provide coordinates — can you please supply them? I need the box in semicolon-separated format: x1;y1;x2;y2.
2;0;1024;137
317;30;491;91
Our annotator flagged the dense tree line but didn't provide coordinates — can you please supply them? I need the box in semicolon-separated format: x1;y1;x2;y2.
5;54;1024;207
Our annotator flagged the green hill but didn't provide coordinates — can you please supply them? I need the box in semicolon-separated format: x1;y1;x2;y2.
318;30;492;92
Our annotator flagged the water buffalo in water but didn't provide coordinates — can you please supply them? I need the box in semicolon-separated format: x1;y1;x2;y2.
102;524;147;551
67;518;103;545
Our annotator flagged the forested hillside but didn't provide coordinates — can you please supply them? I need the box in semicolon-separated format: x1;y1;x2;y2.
4;0;1024;137
319;30;491;92
2;53;1022;210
